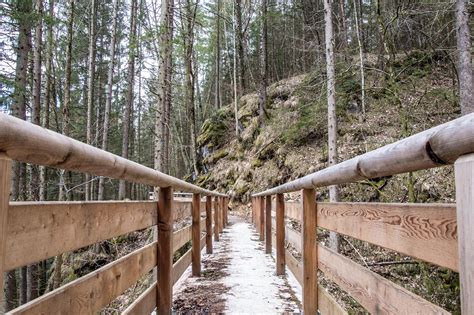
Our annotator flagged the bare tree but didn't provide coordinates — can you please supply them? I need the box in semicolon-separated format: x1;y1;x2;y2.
455;0;473;115
258;0;268;125
353;0;365;116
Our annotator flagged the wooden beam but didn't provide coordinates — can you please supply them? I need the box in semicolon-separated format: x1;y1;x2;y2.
0;154;11;314
276;193;285;275
259;196;265;241
205;196;212;254
157;187;173;315
192;193;201;277
302;188;317;314
455;153;474;314
123;281;156;315
214;196;219;241
6;201;156;270
265;195;272;254
172;235;206;286
318;202;458;271
172;225;191;253
318;244;449;314
9;242;156;314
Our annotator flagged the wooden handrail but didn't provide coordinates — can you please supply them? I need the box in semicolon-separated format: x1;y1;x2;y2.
0;113;226;197
253;113;474;196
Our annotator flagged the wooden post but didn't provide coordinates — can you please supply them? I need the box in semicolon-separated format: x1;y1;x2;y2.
214;196;219;241
276;193;285;275
265;195;272;254
157;186;173;315
205;195;212;254
192;193;201;277
220;197;226;229
455;153;474;315
302;188;317;314
251;197;255;225
259;196;265;241
0;154;12;314
225;197;229;225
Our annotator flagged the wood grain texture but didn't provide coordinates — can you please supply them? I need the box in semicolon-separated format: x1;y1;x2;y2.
122;281;156;315
172;235;206;286
157;187;173;315
6;201;156;270
214;197;219;241
192;193;201;276
172;200;207;222
455;153;474;314
205;196;213;254
318;202;458;271
8;242;156;315
0;154;11;314
0;114;227;197
276;194;285;275
172;225;192;253
253;113;474;196
259;196;265;241
265;195;272;254
318;244;449;314
302;189;317;314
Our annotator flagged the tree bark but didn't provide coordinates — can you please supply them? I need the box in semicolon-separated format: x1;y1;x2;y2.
258;0;268;125
353;0;365;116
215;0;221;112
456;0;474;115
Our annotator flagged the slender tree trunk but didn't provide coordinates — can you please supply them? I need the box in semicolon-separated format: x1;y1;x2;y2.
324;0;340;252
235;0;245;91
353;0;365;116
215;0;221;112
455;0;474;115
233;1;240;138
85;0;97;201
119;0;138;199
258;0;268;125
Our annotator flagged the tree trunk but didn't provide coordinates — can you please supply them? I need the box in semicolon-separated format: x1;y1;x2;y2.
353;0;365;116
233;1;240;137
235;0;245;91
119;0;138;199
324;0;340;252
258;0;268;125
215;0;221;113
456;0;474;115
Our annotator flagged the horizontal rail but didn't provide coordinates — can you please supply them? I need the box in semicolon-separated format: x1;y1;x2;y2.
0;114;226;197
8;242;157;314
254;113;474;196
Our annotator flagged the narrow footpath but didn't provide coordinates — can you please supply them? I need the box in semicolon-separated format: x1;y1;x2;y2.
173;215;302;313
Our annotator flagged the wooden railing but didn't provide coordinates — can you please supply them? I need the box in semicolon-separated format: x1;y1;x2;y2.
0;113;229;314
252;113;474;314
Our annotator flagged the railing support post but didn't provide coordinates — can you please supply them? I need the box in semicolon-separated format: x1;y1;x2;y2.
157;186;173;315
251;197;255;225
205;195;213;254
259;196;265;241
0;154;12;313
265;195;272;254
220;197;225;229
302;188;317;314
192;193;201;277
276;193;285;275
225;197;229;225
455;153;474;315
214;196;219;241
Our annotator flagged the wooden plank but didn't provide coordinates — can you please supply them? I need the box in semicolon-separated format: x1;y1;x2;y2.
0;154;12;314
206;196;213;254
192;193;201;276
172;235;206;286
0;113;227;197
284;201;302;222
285;249;346;315
157;187;173;315
214;197;219;241
318;244;449;314
302;189;317;314
287;225;302;252
259;196;265;241
318;202;458;271
276;193;285;275
9;242;156;314
265;195;272;254
122;281;156;315
6;201;156;271
455;153;474;314
172;225;191;253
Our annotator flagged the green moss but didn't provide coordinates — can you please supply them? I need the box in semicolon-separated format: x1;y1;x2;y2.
197;107;231;149
251;158;263;168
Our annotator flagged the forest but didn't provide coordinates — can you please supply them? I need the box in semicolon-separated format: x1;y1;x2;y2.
0;0;473;313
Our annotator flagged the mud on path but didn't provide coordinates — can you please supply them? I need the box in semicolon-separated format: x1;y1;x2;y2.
172;215;301;313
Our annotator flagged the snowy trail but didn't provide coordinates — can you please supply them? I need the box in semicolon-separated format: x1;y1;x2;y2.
173;215;301;314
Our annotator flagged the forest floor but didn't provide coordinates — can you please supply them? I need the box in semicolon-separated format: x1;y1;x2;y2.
172;215;302;313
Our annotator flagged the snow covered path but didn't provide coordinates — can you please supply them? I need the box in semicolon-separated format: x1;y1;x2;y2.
173;215;301;313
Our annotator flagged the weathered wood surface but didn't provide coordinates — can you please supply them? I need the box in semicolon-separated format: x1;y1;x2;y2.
0;154;11;314
192;193;201;276
276;194;285;275
259;196;265;241
6;201;156;270
214;197;219;241
172;200;206;222
265;195;272;254
302;189;317;314
172;235;206;285
157;187;173;315
0;114;227;197
455;153;474;314
285;248;346;315
9;242;156;314
253;113;474;196
206;196;213;254
318;244;449;314
122;281;156;315
173;225;192;253
318;202;458;271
